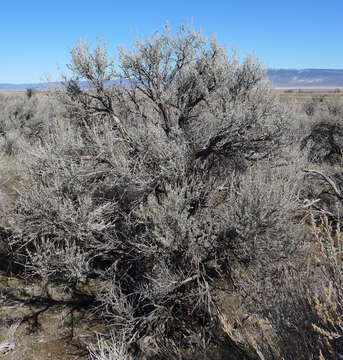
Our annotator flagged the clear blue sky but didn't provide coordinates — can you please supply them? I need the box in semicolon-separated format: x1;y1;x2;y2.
1;0;342;83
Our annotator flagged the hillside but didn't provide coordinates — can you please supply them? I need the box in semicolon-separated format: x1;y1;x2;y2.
0;82;46;91
266;68;343;87
2;69;343;91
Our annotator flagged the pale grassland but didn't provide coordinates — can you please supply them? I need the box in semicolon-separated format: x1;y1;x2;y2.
276;87;343;104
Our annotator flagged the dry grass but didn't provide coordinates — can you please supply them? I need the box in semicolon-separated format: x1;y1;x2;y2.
277;88;343;105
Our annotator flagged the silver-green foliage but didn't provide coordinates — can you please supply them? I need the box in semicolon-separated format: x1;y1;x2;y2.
3;24;302;359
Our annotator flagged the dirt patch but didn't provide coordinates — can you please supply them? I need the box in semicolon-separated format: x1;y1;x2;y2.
0;275;105;360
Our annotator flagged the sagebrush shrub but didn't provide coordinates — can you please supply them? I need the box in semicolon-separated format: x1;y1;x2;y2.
300;96;343;165
2;24;338;359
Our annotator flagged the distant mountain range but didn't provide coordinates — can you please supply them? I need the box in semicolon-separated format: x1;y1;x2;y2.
266;69;343;87
1;69;343;91
0;82;52;91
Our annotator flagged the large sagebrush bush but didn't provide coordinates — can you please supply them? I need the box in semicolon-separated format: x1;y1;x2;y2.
2;24;333;359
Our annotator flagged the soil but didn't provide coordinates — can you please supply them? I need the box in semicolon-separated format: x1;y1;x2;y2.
0;275;104;360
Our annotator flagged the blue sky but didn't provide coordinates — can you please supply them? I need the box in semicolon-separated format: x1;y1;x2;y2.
1;0;342;83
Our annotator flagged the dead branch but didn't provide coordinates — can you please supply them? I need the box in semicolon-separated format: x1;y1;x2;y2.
303;169;343;199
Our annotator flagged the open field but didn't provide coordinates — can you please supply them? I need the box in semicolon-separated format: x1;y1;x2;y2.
0;90;27;96
276;87;343;104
